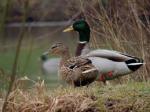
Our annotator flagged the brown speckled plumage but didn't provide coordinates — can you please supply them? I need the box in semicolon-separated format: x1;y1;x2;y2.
49;43;98;87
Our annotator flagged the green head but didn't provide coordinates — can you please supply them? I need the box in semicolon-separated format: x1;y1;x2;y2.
63;20;90;43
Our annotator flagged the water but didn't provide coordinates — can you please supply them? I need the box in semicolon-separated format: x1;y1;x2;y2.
0;26;78;89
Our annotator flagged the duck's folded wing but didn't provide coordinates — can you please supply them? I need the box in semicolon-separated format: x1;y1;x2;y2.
67;57;92;69
85;49;136;62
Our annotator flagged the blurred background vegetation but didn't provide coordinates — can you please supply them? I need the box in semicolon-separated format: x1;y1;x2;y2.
0;0;150;91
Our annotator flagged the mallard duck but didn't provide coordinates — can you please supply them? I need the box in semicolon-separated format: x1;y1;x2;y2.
63;20;144;83
45;42;98;87
40;53;60;75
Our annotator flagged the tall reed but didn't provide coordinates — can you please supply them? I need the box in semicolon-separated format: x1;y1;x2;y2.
2;0;30;111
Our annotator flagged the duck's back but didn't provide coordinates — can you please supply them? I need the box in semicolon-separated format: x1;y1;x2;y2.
86;49;134;61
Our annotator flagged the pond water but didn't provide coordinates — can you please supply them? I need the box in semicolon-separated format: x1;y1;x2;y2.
0;26;78;89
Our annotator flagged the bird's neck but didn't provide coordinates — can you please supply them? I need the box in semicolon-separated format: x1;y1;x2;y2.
78;30;90;42
75;30;90;56
60;51;70;67
75;42;90;56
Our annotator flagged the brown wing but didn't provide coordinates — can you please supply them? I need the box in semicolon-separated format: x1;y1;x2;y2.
60;56;98;87
65;57;92;69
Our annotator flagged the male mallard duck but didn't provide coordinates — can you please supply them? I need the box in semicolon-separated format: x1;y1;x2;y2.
45;42;98;87
63;20;144;83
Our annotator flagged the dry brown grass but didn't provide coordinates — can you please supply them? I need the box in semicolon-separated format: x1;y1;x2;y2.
5;91;99;112
0;77;150;112
2;77;100;112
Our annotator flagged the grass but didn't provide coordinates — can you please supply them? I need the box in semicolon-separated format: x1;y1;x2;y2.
96;81;150;111
0;79;149;112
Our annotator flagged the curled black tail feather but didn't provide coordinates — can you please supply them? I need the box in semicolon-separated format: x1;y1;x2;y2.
125;58;144;71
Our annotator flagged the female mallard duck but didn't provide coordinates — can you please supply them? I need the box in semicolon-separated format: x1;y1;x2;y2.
45;42;98;87
63;20;144;83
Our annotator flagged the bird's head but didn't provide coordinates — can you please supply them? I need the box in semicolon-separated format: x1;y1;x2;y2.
40;54;48;61
46;43;69;56
63;20;90;43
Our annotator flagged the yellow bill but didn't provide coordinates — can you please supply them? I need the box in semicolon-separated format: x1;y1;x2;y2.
63;25;74;32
